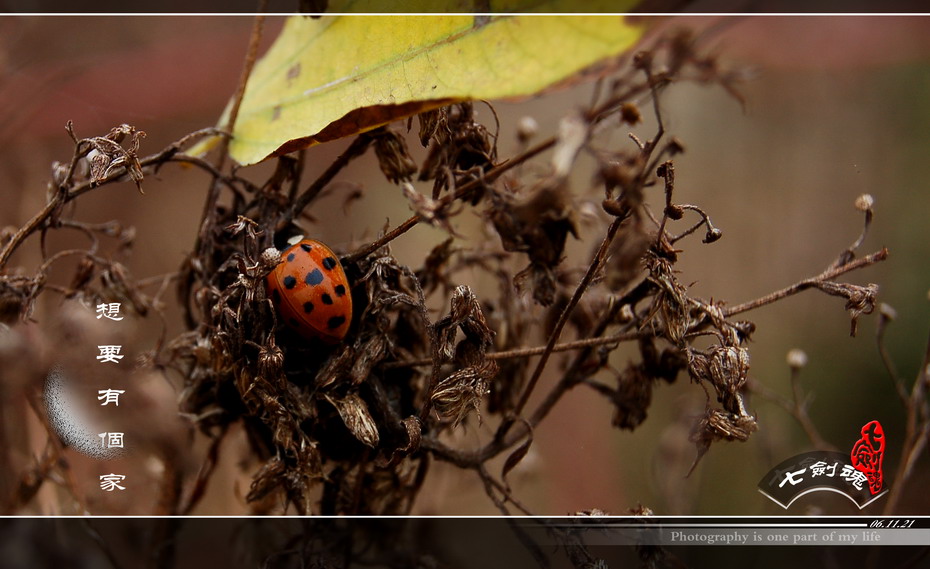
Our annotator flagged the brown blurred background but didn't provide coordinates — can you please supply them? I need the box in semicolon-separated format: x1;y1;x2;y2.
0;15;928;515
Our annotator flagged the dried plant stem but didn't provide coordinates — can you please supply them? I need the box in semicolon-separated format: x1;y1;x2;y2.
474;467;550;566
0;128;224;271
67;135;230;200
214;10;266;170
343;138;555;264
136;271;181;289
179;424;229;515
787;366;836;451
282;135;373;229
4;439;58;514
382;329;642;370
723;248;888;317
194;8;266;275
344;78;662;266
883;330;930;514
877;311;910;407
487;64;667;444
523;299;645;439
507;216;624;425
348;215;420;264
477;465;534;516
0;194;64;270
4;392;88;514
748;377;836;452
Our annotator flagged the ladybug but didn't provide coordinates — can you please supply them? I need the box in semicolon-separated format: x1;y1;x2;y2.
266;238;352;344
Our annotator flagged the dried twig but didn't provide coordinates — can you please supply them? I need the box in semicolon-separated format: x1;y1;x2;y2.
747;351;837;452
723;249;888;317
882;329;930;514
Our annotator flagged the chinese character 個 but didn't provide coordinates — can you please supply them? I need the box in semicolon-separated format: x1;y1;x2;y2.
99;473;126;491
98;432;124;448
95;303;124;321
97;389;125;406
96;345;124;363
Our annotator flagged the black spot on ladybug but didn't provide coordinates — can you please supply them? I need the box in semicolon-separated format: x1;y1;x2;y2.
287;253;295;262
327;315;346;330
303;301;314;313
322;256;337;270
272;288;281;303
321;293;333;305
305;269;323;286
334;284;346;297
300;243;312;252
283;275;297;289
289;317;300;327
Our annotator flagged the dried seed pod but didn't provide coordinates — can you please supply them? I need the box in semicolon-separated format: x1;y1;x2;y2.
702;408;757;442
812;281;878;336
434;285;494;361
259;247;282;270
707;345;750;413
417;108;446;147
257;342;285;384
373;128;417;184
689;408;758;473
430;360;497;427
326;393;380;448
855;193;874;213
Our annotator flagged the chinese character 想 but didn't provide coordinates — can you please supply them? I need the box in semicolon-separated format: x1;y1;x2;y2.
96;345;124;363
98;432;124;448
840;464;869;490
95;303;124;321
97;389;125;406
99;473;126;491
779;467;807;488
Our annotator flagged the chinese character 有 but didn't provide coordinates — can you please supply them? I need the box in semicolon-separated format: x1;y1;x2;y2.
98;432;124;448
99;474;126;491
97;389;125;406
96;345;124;363
95;303;124;321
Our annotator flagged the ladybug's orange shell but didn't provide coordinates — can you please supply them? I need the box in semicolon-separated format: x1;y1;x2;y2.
266;239;352;344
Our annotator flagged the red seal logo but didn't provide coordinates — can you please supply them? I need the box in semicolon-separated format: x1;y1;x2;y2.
850;420;885;496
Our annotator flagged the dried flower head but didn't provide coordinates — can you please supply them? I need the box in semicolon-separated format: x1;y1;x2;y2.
786;348;808;369
326;393;380;448
373;128;418;184
854;193;874;213
430;360;496;426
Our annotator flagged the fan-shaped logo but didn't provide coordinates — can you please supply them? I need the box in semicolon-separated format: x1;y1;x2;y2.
758;420;887;509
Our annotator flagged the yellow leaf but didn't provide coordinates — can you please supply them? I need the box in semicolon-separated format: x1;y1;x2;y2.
204;10;644;165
